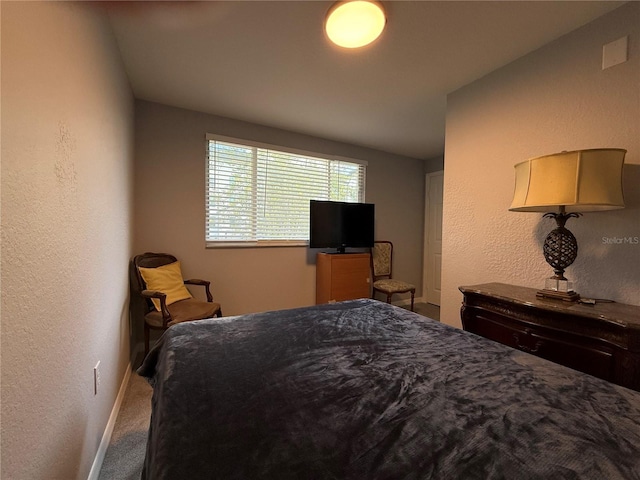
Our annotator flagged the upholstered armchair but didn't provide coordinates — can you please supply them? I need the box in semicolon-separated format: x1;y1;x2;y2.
130;252;222;354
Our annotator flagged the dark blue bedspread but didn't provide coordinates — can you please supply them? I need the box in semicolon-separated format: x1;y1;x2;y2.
138;299;640;480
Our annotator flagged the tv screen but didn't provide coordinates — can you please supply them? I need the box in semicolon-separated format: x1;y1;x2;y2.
309;200;375;253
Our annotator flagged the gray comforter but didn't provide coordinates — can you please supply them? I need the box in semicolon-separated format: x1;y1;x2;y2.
138;299;640;480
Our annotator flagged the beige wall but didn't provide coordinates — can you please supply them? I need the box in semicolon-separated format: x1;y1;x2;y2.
1;3;134;479
441;3;640;328
424;156;444;174
133;100;425;339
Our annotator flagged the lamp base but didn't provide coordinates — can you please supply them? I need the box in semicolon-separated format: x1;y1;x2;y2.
536;289;580;302
537;277;580;302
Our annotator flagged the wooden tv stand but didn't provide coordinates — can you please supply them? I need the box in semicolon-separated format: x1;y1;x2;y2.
316;252;371;304
459;283;640;391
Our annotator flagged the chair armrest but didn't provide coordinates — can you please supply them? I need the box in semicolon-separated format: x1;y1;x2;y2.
184;279;213;303
141;289;172;323
141;289;166;298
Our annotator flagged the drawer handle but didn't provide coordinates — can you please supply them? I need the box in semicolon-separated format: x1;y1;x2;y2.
513;332;542;354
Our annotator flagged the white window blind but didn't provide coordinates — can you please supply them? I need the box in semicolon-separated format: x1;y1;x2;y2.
205;135;367;247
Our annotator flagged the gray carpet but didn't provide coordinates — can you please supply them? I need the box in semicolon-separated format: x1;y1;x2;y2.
411;301;440;321
98;358;151;480
98;303;439;478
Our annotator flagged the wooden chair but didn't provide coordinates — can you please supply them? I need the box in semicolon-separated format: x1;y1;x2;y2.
371;241;415;311
130;252;222;355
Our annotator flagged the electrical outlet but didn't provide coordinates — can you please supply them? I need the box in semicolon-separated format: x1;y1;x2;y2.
94;361;101;395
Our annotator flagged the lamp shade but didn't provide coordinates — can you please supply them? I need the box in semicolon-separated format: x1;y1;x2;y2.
509;148;626;213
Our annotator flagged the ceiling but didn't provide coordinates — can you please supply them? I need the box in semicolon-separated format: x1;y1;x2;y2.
107;1;624;160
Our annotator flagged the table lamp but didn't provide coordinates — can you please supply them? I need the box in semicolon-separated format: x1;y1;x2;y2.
509;148;626;301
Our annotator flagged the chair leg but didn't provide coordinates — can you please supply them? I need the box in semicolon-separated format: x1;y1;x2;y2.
410;290;415;312
144;323;150;356
386;294;392;304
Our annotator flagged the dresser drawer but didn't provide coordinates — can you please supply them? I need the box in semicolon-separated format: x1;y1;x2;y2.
466;310;615;381
459;283;640;391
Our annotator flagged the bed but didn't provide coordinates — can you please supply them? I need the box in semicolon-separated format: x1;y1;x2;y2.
138;299;640;479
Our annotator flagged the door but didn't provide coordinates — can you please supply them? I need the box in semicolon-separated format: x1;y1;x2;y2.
423;171;443;305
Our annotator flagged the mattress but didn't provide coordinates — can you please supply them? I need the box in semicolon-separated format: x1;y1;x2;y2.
138;299;640;479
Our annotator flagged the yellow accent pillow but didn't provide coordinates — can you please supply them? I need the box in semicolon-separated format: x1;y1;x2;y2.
138;261;192;311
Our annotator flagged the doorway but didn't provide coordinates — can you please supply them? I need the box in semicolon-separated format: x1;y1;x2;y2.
423;171;443;306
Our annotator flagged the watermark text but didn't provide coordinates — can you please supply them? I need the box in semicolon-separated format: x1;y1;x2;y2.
602;236;639;245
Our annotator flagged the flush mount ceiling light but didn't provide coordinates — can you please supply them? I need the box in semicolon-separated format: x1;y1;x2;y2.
325;1;386;49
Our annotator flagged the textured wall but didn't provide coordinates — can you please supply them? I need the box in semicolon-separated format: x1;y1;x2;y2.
441;3;640;328
133;100;425;342
1;3;134;478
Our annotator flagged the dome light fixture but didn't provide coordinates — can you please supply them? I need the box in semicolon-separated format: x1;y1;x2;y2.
325;1;386;49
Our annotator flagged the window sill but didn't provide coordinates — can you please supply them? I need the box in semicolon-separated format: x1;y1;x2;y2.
206;240;309;249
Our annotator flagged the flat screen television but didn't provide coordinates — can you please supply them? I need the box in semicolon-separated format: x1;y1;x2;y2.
309;200;375;253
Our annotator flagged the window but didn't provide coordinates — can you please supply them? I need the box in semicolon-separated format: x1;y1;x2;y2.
205;134;367;247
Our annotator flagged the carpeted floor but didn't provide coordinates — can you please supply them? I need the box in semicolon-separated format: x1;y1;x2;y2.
98;302;439;478
412;301;440;321
98;357;151;480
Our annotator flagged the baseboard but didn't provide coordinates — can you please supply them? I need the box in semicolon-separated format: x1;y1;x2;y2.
87;362;132;480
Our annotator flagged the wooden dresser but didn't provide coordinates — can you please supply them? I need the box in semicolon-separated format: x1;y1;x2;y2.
459;283;640;391
316;253;371;304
